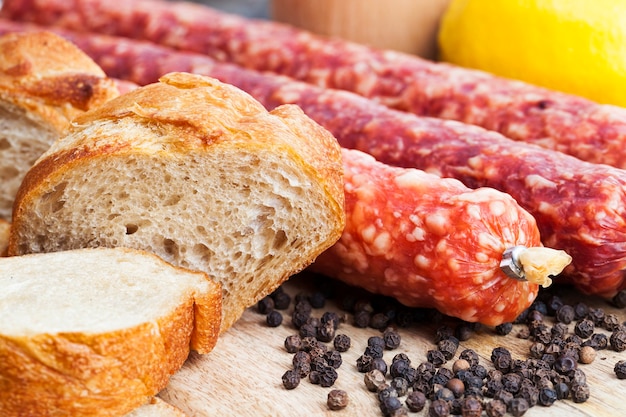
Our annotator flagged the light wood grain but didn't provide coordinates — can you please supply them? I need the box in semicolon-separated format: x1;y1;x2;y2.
160;275;626;416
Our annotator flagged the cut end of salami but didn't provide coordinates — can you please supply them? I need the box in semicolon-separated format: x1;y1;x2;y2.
511;246;572;288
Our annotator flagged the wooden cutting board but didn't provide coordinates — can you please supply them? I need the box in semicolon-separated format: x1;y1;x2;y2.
159;274;626;417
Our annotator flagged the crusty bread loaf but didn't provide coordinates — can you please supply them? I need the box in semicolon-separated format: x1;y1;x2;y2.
9;71;345;332
0;246;221;417
126;398;188;417
0;30;119;220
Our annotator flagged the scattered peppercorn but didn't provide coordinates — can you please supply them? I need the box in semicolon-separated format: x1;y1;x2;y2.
383;328;402;350
612;289;626;308
578;346;596;364
390;376;409;397
446;377;465;398
371;357;388;376
554;382;570;400
610;329;626;352
485;399;507;417
508;397;530;416
537;387;558;406
327;389;348;411
427;349;447;367
570;382;590;403
282;369;300;390
614;360;626;379
266;310;283;327
495;322;513;336
380;396;403;417
574;318;595;339
428;398;450;417
364;369;387;392
353;310;371;328
284;334;302;353
556;305;575;324
553;354;577;374
405;390;426;412
333;333;351;352
460;396;482;417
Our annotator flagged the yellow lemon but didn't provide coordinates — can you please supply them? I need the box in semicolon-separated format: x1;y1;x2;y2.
437;0;626;107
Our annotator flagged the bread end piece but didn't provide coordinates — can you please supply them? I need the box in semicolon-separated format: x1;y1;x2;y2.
0;31;120;220
9;72;345;332
0;247;221;417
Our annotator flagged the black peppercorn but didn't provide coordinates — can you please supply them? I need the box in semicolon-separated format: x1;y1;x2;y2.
299;322;317;338
333;333;351;352
380;395;403;416
517;384;539;407
266;310;283;327
364;343;385;359
284;334;302;353
272;290;291;310
610;329;626;351
501;372;523;394
364;369;387;392
587;307;605;326
459;349;480;367
356;354;375;373
585;332;608;350
317;320;336;343
574;318;595;339
321;311;340;329
573;302;589;320
384;328;402;350
353;309;371;328
405;390;426;412
370;312;390;330
612;289;626;308
554;381;570;400
493;389;514;406
327;389;348;411
324;350;343;369
570;382;590;403
438;338;459;361
428;398;450;417
614;360;626;379
257;295;275;314
495;322;513;336
390;358;411;378
553;354;577;374
461;396;482;417
390;376;410;397
556;304;575;324
454;323;474;341
371;357;388;375
485;399;507;417
491;347;512;373
282;369;300;390
604;313;622;331
427;349;448;367
508;397;529;417
537;387;557;406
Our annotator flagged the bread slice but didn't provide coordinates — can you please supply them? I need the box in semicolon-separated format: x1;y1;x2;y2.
126;398;188;417
0;246;221;417
9;72;345;332
0;30;119;220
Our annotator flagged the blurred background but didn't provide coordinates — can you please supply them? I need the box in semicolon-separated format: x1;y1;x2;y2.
187;0;270;19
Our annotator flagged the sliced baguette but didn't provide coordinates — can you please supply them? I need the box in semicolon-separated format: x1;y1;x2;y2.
9;72;345;332
0;246;221;417
0;30;119;220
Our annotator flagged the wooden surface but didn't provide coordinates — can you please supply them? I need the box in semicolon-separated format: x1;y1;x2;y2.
159;274;626;417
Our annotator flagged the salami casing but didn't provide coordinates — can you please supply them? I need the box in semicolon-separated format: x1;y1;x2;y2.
4;0;626;168
315;148;569;326
8;23;625;298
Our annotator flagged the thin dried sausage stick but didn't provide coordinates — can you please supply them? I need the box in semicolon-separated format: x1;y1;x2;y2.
314;149;569;326
11;23;625;298
3;0;626;168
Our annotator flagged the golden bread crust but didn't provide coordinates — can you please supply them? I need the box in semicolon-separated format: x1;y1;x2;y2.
0;31;119;133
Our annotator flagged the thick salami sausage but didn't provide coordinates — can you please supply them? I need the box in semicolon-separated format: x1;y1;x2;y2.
4;0;626;168
7;23;624;298
313;148;570;326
